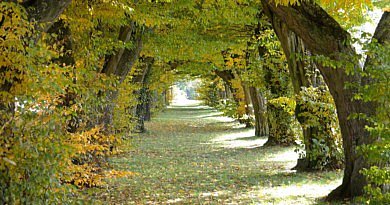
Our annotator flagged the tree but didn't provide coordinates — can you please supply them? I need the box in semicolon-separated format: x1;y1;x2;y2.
1;1;73;203
260;11;342;170
99;22;143;133
250;19;296;146
132;56;155;133
260;0;389;199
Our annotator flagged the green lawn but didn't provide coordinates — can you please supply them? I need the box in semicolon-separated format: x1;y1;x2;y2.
79;102;344;204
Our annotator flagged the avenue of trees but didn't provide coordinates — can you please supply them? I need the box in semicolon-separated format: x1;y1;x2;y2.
0;0;388;203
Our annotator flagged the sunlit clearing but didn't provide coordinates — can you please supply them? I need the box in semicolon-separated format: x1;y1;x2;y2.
212;129;267;149
199;190;231;198
262;182;341;198
165;198;183;203
201;114;235;123
197;111;224;118
265;148;299;162
171;80;202;106
232;177;342;205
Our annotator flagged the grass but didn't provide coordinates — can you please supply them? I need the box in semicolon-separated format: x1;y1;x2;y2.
78;101;344;204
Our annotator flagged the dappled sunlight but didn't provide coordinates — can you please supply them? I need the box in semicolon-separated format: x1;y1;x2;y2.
265;148;299;162
212;128;255;142
260;182;340;199
211;128;267;149
165;198;184;204
231;177;342;204
198;190;231;199
203;115;236;123
253;147;300;170
197;111;224;119
188;169;342;204
88;99;344;204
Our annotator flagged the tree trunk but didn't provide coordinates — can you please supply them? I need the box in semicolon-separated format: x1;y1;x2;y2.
249;86;268;137
99;23;143;133
215;70;241;105
215;69;252;126
264;12;341;170
261;0;389;199
241;83;254;128
132;57;154;133
20;0;72;41
255;38;294;146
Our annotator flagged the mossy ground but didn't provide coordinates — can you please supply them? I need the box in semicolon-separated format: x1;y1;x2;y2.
79;101;344;204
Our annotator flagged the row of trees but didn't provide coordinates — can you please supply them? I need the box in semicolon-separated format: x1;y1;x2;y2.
0;0;388;203
0;1;176;203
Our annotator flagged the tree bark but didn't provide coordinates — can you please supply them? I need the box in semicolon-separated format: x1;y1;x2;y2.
215;69;252;126
236;75;253;128
99;23;143;133
263;11;341;170
249;86;268;136
242;83;254;116
132;56;154;133
255;37;294;146
101;25;134;76
20;0;71;29
261;0;389;199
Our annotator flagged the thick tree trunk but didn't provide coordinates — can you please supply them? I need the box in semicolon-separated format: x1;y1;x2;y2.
99;23;143;133
265;12;340;171
237;77;253;128
249;86;268;137
224;82;233;100
242;84;254;115
215;70;235;89
19;0;72;42
20;0;71;31
101;25;134;76
261;0;389;199
143;91;152;122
